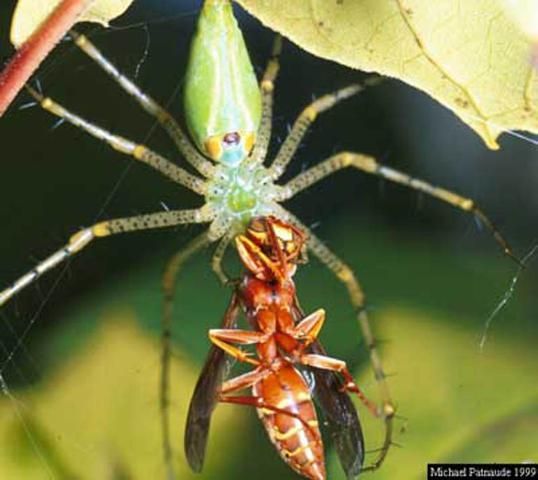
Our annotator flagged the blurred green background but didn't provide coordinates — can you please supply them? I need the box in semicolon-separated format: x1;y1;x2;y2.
0;1;537;479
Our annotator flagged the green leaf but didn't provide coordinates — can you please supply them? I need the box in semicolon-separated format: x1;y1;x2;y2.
10;0;134;47
327;308;538;478
0;314;243;479
237;0;538;149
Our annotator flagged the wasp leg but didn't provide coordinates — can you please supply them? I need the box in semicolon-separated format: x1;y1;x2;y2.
208;329;267;367
288;308;325;345
301;353;380;418
218;394;318;440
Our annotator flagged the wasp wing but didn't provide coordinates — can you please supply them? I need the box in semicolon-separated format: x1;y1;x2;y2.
291;300;364;479
309;340;365;479
184;294;240;472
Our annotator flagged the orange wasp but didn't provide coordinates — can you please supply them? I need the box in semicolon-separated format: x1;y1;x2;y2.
185;217;380;479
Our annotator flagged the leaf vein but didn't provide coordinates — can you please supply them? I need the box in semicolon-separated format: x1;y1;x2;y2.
394;0;495;145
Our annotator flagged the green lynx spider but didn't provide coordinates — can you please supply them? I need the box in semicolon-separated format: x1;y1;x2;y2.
0;0;518;476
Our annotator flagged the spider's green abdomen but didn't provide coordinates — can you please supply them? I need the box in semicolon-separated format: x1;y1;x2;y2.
184;0;261;165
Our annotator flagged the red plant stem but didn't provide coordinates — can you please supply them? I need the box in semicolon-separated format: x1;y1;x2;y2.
0;0;95;117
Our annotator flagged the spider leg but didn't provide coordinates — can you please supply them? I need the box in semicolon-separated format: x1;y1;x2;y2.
0;207;215;307
211;231;235;285
71;31;215;178
26;86;207;195
268;78;379;179
160;232;211;479
278;152;519;263
250;35;282;165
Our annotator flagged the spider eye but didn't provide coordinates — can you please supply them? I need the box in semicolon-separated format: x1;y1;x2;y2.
223;132;240;146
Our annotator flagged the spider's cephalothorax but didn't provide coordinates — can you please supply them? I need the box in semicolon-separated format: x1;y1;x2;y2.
205;161;281;235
